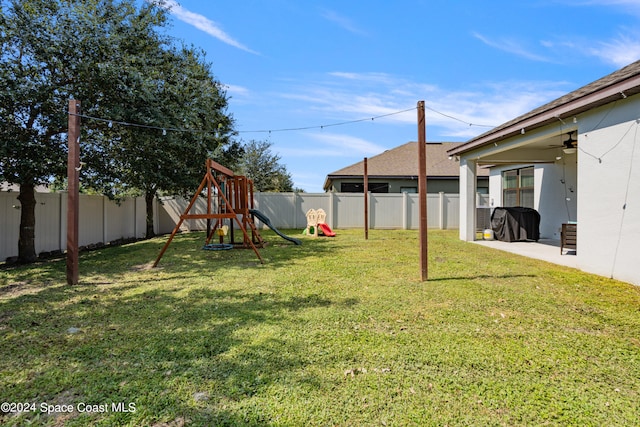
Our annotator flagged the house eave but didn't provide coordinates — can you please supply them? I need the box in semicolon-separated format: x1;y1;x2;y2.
448;73;640;156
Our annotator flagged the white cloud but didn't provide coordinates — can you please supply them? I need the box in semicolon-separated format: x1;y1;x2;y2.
585;33;640;67
550;1;640;65
541;31;640;67
280;72;431;124
279;132;385;157
472;32;551;62
289;172;325;191
426;80;571;137
328;72;399;85
311;133;386;154
321;10;367;36
224;84;250;97
276;72;570;139
566;0;640;14
155;0;258;54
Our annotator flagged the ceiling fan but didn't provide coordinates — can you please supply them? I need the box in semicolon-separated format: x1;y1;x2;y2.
548;131;577;153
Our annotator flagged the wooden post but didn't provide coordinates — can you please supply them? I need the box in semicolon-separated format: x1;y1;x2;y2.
417;101;428;281
364;157;368;240
66;99;81;285
206;159;212;239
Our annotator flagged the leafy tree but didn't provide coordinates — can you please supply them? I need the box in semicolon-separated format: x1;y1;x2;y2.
210;139;245;174
0;0;235;259
237;139;294;192
0;0;169;262
85;45;234;238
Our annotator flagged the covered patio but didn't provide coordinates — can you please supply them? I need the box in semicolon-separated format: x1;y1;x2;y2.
452;122;579;244
448;60;640;286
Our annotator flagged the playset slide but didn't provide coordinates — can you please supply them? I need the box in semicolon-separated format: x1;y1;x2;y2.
249;209;302;245
318;223;336;237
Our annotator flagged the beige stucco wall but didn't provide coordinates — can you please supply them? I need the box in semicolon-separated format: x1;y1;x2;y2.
575;96;640;286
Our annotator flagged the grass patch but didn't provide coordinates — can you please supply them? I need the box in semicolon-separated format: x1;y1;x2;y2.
1;229;639;426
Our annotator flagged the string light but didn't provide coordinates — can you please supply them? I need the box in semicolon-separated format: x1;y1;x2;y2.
424;105;495;128
236;107;418;133
68;101;636;164
68;113;211;135
579;117;639;163
69;104;496;136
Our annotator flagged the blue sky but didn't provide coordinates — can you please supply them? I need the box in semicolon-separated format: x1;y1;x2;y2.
154;0;640;192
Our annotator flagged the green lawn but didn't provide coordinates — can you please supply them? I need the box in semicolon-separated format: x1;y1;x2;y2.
1;229;639;426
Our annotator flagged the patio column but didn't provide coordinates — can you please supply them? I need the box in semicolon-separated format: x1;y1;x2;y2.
459;157;477;241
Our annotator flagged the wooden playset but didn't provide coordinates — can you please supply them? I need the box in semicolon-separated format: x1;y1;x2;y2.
153;159;265;266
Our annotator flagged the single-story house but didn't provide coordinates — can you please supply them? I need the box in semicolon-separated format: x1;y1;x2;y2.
324;141;489;193
448;60;640;286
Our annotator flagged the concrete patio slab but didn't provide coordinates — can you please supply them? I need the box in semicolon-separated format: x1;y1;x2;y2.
472;238;579;269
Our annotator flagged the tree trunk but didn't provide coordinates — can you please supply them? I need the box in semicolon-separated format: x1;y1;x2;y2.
17;183;38;263
145;190;156;239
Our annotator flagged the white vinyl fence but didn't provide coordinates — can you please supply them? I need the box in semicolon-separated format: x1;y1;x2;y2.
156;192;462;234
1;191;149;261
253;192;461;230
2;191;481;261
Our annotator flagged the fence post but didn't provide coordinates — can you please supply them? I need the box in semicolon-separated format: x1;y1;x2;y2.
402;191;408;230
439;192;445;230
330;192;335;229
133;197;138;237
152;197;156;236
59;192;64;253
102;196;107;244
292;192;297;229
